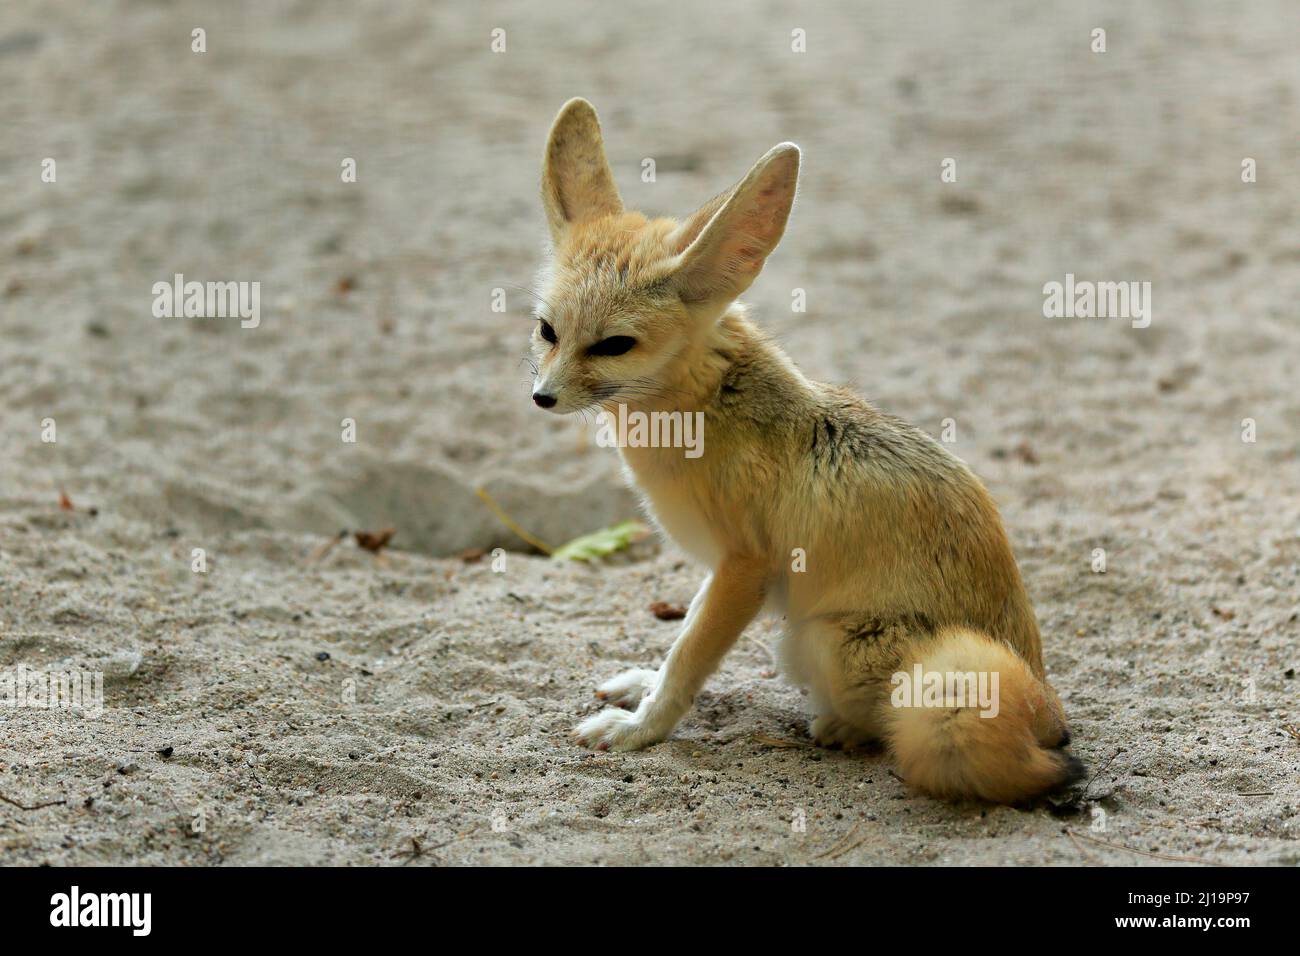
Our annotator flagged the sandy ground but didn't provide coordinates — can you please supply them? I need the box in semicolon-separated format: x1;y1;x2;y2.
1;0;1297;865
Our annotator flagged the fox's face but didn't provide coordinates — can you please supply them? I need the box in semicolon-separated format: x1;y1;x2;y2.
530;98;799;414
528;230;690;413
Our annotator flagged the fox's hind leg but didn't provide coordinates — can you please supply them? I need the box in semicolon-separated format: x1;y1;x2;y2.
808;713;880;751
787;615;917;751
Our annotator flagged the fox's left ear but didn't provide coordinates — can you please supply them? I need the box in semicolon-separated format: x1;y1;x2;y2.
541;98;623;244
669;143;800;303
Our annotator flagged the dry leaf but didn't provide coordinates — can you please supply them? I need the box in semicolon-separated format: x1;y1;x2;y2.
650;601;687;621
354;528;395;553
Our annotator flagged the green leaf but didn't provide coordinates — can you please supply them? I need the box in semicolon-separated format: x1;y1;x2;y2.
550;520;649;562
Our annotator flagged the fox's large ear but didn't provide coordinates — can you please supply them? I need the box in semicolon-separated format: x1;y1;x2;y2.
668;144;799;304
541;98;623;243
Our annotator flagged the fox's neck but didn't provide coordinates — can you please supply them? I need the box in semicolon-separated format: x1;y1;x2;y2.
621;303;812;415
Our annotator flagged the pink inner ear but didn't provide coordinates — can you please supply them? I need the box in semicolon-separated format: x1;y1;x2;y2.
674;153;796;298
725;191;787;271
742;178;790;239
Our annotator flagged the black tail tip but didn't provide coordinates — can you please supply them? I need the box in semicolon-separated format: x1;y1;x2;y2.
1057;752;1087;789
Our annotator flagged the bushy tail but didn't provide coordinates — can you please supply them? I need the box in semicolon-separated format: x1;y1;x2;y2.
885;627;1084;803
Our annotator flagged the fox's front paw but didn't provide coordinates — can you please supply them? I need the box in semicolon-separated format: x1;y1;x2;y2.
595;668;658;709
574;705;669;752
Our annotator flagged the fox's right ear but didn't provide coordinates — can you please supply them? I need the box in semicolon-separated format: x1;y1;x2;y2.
668;143;799;304
541;98;623;244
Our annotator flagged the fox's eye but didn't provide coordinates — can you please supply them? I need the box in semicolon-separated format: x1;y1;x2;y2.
538;320;557;344
588;335;636;357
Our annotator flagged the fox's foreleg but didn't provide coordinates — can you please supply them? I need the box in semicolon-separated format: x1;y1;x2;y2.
576;556;766;751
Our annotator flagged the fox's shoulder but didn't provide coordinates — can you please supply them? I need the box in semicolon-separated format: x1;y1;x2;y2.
699;314;975;486
718;364;967;480
807;383;959;477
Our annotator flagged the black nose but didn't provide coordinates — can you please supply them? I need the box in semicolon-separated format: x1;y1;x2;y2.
532;392;557;408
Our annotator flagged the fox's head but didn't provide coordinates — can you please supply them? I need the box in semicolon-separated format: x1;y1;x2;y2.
529;98;799;414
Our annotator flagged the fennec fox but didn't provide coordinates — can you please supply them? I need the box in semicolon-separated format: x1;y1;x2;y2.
530;99;1083;803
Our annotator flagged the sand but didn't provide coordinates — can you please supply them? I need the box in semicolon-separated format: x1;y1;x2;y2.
0;0;1296;865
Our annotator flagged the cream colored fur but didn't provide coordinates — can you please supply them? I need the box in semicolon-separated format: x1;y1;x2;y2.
529;98;1083;803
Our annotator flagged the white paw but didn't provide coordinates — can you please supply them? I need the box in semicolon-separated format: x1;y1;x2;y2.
809;714;880;751
574;704;668;752
595;668;659;709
